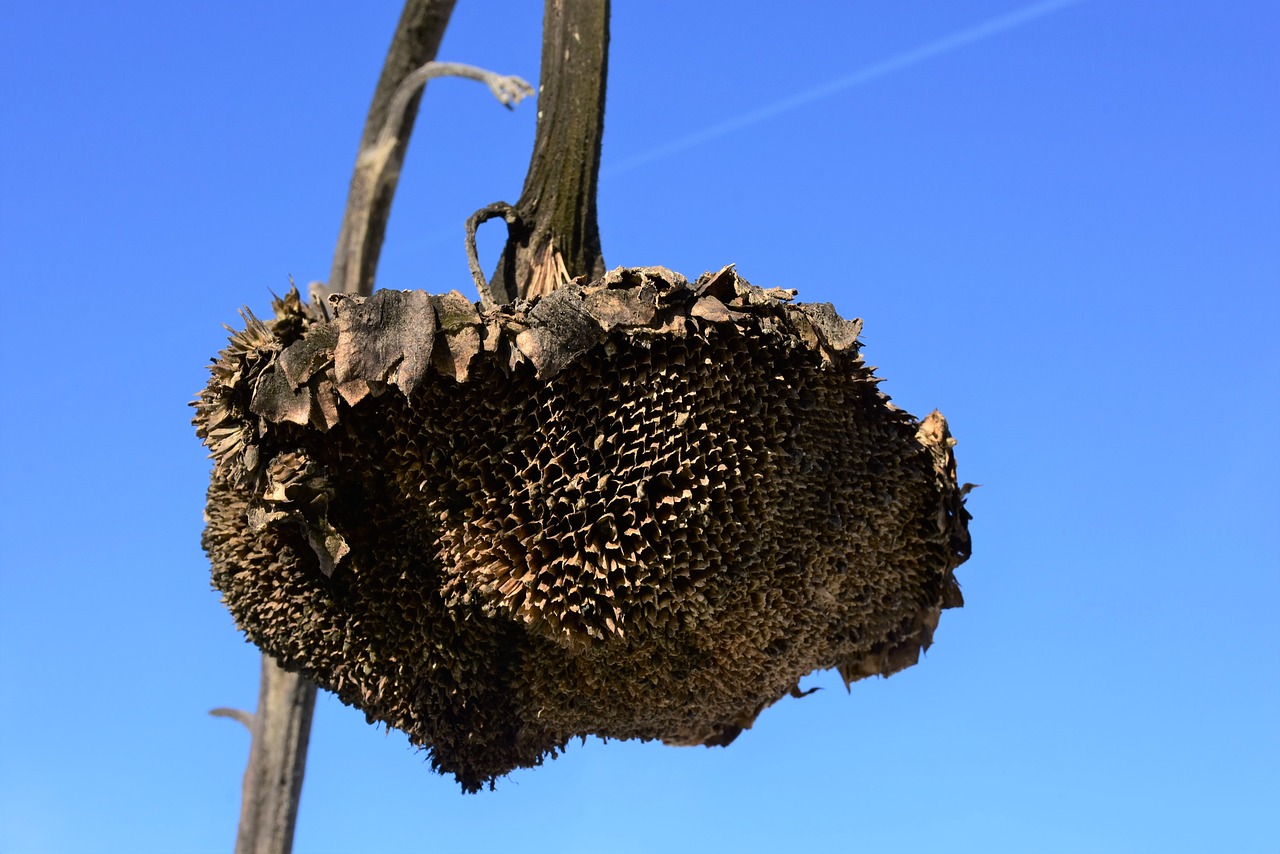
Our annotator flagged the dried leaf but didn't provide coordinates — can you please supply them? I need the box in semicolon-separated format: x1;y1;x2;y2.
250;365;312;426
515;287;602;377
333;289;436;401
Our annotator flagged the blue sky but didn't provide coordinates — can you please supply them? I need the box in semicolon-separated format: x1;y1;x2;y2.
1;1;1277;852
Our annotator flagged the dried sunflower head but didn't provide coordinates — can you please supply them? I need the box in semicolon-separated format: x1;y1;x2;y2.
195;266;971;792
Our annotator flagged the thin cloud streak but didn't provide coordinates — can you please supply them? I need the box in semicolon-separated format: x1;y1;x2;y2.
605;0;1087;176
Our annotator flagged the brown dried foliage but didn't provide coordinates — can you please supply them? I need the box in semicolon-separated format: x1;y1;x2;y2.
194;266;972;791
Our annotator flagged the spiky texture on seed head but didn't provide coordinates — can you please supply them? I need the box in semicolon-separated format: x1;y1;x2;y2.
194;266;971;792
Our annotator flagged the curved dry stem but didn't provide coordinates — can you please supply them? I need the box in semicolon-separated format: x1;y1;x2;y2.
465;201;522;310
330;62;533;298
210;707;256;732
374;62;532;153
228;8;458;854
325;0;458;301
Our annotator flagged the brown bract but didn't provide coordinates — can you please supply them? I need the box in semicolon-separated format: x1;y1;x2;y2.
193;265;972;792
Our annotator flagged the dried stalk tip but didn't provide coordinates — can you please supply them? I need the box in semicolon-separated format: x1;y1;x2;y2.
193;266;972;792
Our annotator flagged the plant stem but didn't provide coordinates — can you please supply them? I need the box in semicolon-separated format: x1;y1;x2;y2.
329;0;459;298
231;658;317;854
221;4;457;854
489;0;610;302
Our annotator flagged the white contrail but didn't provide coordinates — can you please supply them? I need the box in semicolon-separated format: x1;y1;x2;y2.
605;0;1088;175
